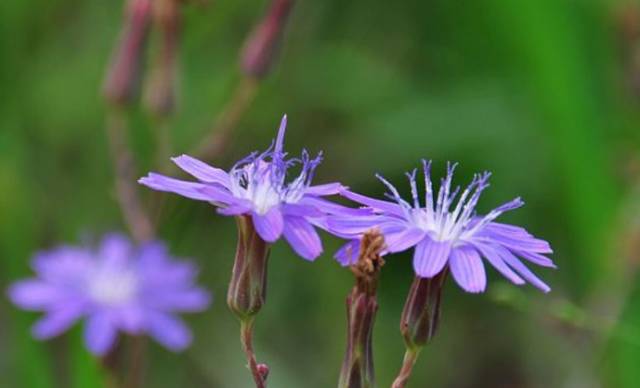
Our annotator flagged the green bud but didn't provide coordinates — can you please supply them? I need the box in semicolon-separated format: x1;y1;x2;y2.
226;215;271;321
400;270;448;350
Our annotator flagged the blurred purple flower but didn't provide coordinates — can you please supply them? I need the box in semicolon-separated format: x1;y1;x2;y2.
328;161;555;293
140;115;357;260
8;234;210;355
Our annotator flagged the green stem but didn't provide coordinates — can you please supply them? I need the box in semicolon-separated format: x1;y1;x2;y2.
391;348;421;388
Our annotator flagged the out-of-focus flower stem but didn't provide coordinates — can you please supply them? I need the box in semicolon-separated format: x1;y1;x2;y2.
125;337;147;388
144;0;180;118
102;2;156;384
105;109;155;244
100;343;123;388
103;369;120;388
192;77;259;162
144;0;180;170
191;0;295;164
104;110;152;388
103;0;152;106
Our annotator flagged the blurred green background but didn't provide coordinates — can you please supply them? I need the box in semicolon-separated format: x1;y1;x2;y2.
2;0;640;387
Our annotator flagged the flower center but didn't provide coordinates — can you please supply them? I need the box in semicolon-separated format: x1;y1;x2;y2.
88;266;138;306
251;179;282;215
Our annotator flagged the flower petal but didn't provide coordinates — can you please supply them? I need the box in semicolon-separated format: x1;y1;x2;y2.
299;196;373;217
514;250;556;268
252;207;284;242
99;234;131;267
115;305;146;332
84;312;118;355
326;215;394;236
341;190;405;217
217;203;252;216
283;217;323;261
32;304;84;339
334;240;360;266
412;238;451;277
197;185;246;206
147;313;192;351
151;289;212;312
139;173;222;201
8;280;67;310
449;246;486;293
472;242;525;285
281;203;324;218
385;228;427;253
32;248;91;283
171;155;230;187
495;246;551;293
304;182;345;196
481;222;553;253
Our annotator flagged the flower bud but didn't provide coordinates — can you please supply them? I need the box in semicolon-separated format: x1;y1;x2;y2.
399;269;448;351
144;0;181;116
338;230;385;388
227;215;271;320
103;0;152;106
257;363;270;380
240;0;294;78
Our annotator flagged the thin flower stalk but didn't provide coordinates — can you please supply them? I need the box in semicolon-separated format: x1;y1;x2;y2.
227;215;270;388
392;270;448;388
338;230;385;388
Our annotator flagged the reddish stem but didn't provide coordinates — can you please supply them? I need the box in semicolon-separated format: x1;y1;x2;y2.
241;319;267;388
391;349;420;388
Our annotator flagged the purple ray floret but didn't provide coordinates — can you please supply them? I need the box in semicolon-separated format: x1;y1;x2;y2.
328;161;555;293
8;234;211;355
139;115;353;261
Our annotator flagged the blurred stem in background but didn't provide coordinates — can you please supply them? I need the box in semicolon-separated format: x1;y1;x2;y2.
105;110;155;243
100;0;159;386
392;270;448;388
144;0;181;167
102;0;155;243
193;0;294;164
100;341;123;388
338;230;385;388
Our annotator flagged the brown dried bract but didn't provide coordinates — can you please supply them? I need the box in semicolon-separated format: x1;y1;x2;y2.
350;229;386;294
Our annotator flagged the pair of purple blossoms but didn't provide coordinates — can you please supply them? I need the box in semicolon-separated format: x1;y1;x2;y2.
141;115;555;293
10;115;554;356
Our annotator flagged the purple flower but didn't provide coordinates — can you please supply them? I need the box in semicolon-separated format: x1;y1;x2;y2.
328;161;555;293
139;115;356;260
8;234;210;355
